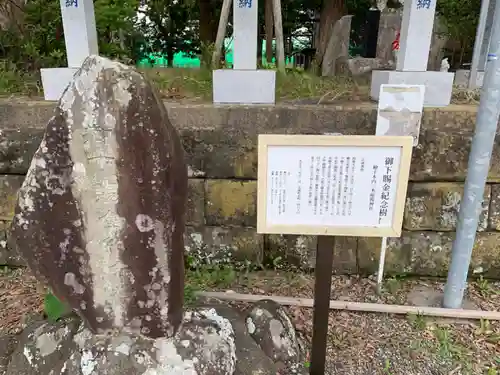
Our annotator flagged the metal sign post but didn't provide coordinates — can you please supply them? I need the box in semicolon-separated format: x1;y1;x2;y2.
444;0;500;309
256;134;413;374
309;236;335;375
375;84;425;293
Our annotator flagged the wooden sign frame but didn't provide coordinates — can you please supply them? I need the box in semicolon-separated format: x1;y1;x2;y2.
257;134;413;237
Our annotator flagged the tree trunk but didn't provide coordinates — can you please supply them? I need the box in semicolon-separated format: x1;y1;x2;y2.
167;50;174;67
199;0;218;44
272;0;285;72
212;0;232;68
265;0;274;63
314;0;346;72
199;0;219;67
0;0;25;33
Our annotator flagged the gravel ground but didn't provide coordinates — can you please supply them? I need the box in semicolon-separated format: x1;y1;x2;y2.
214;271;500;375
1;268;499;374
0;268;44;335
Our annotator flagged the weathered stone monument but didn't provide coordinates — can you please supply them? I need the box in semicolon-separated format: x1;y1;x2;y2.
15;54;188;338
376;10;447;71
321;15;353;76
4;55;306;374
376;10;401;66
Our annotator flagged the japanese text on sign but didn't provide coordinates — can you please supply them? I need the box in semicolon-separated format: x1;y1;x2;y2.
264;145;402;228
379;157;394;223
257;135;413;237
65;0;78;7
238;0;252;8
416;0;432;9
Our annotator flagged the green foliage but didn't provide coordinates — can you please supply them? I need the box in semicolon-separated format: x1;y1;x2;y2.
93;0;143;63
0;0;486;95
0;0;65;71
44;291;71;322
383;359;393;375
137;0;199;67
0;60;40;95
437;0;481;67
0;0;142;78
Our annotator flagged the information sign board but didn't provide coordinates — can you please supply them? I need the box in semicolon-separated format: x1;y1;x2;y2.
257;135;413;237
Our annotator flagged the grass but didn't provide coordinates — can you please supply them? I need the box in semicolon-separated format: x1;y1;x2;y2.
476;276;500;298
407;318;500;373
143;67;359;103
385;277;402;294
0;61;42;97
407;313;427;330
0;62;482;104
0;62;357;102
434;326;468;361
184;265;238;306
383;359;393;375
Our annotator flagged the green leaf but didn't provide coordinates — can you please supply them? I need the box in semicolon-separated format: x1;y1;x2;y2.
44;292;71;322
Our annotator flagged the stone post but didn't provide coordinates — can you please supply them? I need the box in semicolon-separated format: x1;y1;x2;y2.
370;0;455;107
40;0;99;101
321;15;353;77
376;11;401;66
233;0;258;70
396;0;436;71
213;0;276;104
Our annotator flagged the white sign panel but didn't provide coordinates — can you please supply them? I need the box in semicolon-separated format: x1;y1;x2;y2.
257;135;413;237
376;84;425;146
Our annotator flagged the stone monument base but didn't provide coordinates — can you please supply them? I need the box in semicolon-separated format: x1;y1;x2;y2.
371;70;455;107
213;69;276;104
454;69;484;89
40;67;78;101
3;300;308;375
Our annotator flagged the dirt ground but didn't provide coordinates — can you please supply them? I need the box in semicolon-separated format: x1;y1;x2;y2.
1;267;499;375
219;271;500;375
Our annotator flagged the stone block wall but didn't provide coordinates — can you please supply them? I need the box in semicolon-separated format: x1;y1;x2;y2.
2;100;500;277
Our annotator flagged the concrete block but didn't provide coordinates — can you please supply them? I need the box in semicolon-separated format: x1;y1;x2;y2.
371;70;455;107
454;69;484;89
213;69;276;104
41;67;78;101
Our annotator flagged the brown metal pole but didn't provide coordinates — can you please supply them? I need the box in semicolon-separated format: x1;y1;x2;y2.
309;235;335;375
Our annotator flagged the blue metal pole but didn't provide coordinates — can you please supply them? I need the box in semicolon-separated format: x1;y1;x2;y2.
443;0;500;308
